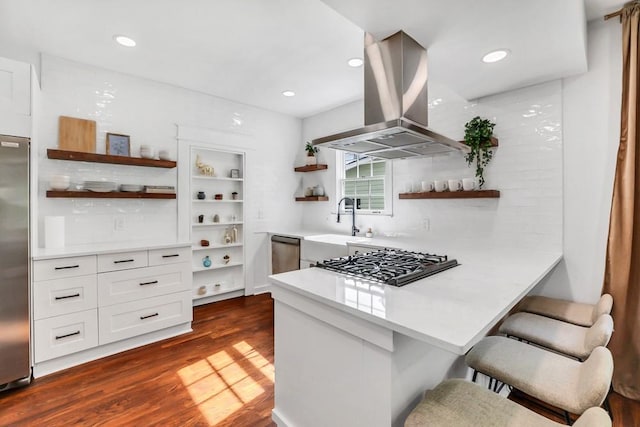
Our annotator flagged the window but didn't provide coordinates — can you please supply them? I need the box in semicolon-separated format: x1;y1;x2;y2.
337;152;392;215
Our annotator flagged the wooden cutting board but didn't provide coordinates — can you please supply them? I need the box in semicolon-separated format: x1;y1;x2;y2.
58;116;96;153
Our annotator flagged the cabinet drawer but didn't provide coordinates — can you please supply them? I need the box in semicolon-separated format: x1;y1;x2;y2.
33;275;98;320
98;263;191;306
34;309;98;363
148;246;191;266
98;291;192;345
33;256;97;282
97;251;148;273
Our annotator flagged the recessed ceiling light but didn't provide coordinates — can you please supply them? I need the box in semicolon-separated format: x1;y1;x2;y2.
347;58;363;67
282;90;295;97
114;35;136;48
482;49;509;63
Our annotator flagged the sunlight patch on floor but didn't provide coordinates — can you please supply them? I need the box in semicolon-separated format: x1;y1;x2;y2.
177;341;274;425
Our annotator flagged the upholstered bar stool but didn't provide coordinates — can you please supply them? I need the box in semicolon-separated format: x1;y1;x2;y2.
517;294;613;327
405;379;611;427
465;336;613;423
499;313;614;360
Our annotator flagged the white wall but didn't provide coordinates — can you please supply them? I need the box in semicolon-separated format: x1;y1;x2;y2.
301;81;564;251
36;55;303;292
534;19;622;302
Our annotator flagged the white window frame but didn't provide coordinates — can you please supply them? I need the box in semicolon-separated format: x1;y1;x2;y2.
335;151;393;216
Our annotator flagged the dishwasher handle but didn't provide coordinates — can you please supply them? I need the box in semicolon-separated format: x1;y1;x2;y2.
271;235;300;245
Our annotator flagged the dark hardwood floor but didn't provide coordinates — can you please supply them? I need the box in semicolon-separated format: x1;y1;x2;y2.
1;293;639;426
0;294;276;427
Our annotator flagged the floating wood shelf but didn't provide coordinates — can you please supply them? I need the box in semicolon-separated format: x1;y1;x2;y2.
47;149;177;168
295;196;329;202
399;190;500;199
294;164;328;172
460;137;499;147
47;191;176;199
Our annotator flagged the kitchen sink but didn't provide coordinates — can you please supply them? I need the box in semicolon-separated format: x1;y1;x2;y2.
304;234;369;246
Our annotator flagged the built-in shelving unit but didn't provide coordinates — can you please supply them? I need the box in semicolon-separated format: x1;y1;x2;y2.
46;190;176;199
47;149;177;168
190;146;245;306
294;164;328;172
296;196;329;202
399;190;500;199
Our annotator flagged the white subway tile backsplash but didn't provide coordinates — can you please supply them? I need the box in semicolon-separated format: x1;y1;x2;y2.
302;80;563;251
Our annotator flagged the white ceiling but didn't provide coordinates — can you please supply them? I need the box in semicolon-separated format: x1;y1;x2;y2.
0;0;626;119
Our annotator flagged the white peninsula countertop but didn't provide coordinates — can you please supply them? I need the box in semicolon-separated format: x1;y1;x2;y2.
269;240;562;355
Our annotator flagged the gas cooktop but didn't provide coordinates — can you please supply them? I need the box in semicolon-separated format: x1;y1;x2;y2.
315;248;459;287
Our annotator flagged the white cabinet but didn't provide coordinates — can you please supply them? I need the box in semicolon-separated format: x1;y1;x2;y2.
0;56;32;137
34;310;99;363
190;146;245;305
98;292;191;345
33;275;98;320
32;244;192;368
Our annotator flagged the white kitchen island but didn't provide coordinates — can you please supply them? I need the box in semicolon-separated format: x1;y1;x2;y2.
268;239;562;427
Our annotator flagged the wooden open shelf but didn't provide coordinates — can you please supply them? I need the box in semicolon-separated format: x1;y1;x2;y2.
47;149;177;168
47;191;176;199
294;164;328;172
460;137;499;148
399;190;500;199
295;196;329;202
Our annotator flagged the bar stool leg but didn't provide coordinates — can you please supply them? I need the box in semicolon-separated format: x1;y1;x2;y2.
564;410;572;425
472;369;478;383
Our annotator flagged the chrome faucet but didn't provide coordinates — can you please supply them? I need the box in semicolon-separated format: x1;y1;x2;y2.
337;197;360;236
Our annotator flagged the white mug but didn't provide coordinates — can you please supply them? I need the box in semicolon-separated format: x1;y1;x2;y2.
421;181;434;192
448;179;462;192
462;178;477;191
434;180;448;192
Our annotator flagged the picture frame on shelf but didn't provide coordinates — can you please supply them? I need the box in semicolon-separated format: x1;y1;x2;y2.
106;133;130;156
230;169;240;178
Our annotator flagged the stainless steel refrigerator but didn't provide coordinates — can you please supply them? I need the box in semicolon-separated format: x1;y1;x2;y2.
0;135;31;390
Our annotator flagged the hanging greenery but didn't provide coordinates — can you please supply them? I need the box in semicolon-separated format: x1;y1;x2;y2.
464;116;496;188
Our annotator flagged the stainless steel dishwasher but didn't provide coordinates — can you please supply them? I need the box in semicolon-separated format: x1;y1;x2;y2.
271;235;300;274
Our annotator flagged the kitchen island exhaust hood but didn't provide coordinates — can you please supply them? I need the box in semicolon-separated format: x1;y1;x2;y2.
312;31;468;159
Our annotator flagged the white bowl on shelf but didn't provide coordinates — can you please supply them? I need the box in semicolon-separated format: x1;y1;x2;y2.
50;175;70;190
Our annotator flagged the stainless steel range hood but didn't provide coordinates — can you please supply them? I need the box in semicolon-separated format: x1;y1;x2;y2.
312;31;468;159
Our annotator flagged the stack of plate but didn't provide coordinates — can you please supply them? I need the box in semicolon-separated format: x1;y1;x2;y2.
120;184;144;192
84;181;117;192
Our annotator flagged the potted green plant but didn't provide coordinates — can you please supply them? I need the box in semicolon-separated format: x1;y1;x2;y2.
463;116;496;189
305;142;319;166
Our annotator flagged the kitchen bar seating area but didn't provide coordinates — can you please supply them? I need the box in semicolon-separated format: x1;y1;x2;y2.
406;294;616;426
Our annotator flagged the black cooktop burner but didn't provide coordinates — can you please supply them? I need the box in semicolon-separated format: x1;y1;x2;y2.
315;248;458;287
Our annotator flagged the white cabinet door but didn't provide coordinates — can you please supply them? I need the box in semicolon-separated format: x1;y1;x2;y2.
33;255;97;282
148;246;191;266
0;57;31;136
98;291;192;345
33;275;98;320
34;309;99;363
97;263;191;306
97;250;148;272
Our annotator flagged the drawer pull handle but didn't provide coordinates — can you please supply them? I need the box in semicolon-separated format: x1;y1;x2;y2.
140;313;159;320
55;330;80;340
162;254;180;258
55;293;81;300
139;280;158;286
114;259;135;264
54;265;79;270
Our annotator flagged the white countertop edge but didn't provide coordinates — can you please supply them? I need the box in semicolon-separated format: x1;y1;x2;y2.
268;252;563;355
268;276;464;354
32;240;192;260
